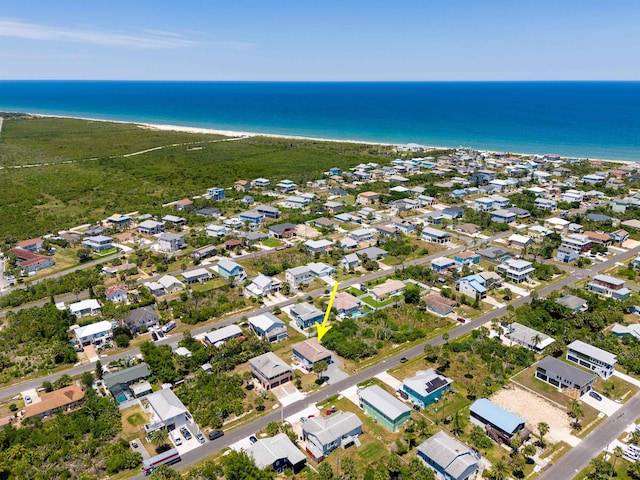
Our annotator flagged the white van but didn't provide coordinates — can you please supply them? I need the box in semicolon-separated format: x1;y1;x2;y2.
170;429;182;446
162;321;177;333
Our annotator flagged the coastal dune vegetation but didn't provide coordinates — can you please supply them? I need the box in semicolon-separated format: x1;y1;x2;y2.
0;116;391;241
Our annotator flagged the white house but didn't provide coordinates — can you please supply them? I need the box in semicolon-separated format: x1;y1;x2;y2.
285;266;314;288
74;320;113;346
69;299;102;318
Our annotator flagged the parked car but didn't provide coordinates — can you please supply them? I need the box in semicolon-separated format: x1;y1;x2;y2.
208;430;224;441
151;331;158;341
180;426;192;440
400;357;408;363
456;317;466;324
300;417;308;423
249;436;258;444
196;433;205;444
589;391;602;401
25;396;32;405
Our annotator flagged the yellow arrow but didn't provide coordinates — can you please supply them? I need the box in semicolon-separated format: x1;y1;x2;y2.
317;282;339;342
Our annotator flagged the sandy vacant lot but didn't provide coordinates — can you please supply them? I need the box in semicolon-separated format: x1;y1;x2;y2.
491;387;579;446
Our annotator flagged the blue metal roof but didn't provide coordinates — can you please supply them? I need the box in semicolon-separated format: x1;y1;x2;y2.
470;399;525;434
469;280;486;293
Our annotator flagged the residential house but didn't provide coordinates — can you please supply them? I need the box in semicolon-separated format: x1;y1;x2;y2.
282;196;310;209
349;228;376;244
544;217;571;235
82;235;114;251
453;251;481;266
302;411;363;459
286;266;314;288
567;340;617;379
312;217;338;230
245;274;282;298
584;231;612;247
246;434;306;474
104;363;152;402
587;274;631;300
276;180;297;193
441;207;465;220
105;285;128;303
195;207;221;218
123;306;158;334
239;210;265;225
335;213;362;224
422;227;451;244
157;232;186;253
323;201;343;214
256;205;281;219
8;247;55;272
560;234;592;252
341;253;361;270
252;178;270;189
145;275;185;297
371;279;406;301
175;198;195;210
138;220;165;235
456;274;487;300
268;223;297;239
402;368;453;408
191;245;217;260
22;385;85;421
16;237;44;252
249;352;293;390
424;211;445;225
204;324;244;347
307;262;335;278
358;385;411;432
431;257;455;272
556;248;579;263
535;356;596;396
496;259;534;283
143;388;191;435
507;234;534;250
304;239;333;255
561;189;585;203
182;268;211;285
534;198;557;211
490;209;517;224
557;295;588;312
74;319;113;346
417;431;482;480
290;302;324;329
470;170;496;184
357;191;380;205
69;299;102;318
333;292;362;317
292;338;333;371
217;258;246;281
161;215;186;227
610;229;629;245
248;313;288;343
234;180;250;192
469;398;527;443
453;223;481;236
505;323;555;353
206;224;231;237
357;246;388;262
422;292;458;316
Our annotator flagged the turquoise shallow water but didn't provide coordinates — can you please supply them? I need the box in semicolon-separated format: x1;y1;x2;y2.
0;81;638;160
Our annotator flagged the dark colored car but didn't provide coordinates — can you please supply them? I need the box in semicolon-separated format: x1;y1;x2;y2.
589;391;602;401
400;357;408;363
249;436;258;444
180;427;192;440
456;317;466;324
208;430;224;441
151;331;158;341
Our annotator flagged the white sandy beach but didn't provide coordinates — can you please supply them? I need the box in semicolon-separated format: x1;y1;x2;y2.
21;112;635;165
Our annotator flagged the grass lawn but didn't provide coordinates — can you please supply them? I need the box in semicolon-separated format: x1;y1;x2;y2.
126;412;146;427
360;294;401;309
189;277;227;292
574;452;636;480
260;237;282;248
120;405;150;442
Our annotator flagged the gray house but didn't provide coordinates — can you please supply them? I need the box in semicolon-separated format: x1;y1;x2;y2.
122;306;159;334
535;356;596;396
246;433;306;474
417;430;482;480
302;411;362;460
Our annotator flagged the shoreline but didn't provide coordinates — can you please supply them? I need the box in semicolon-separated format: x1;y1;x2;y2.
12;112;636;166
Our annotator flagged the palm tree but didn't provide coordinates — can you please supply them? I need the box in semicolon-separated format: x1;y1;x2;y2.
568;399;584;429
531;333;542;351
523;443;537;461
492;458;510;480
150;428;169;447
610;446;624;480
538;422;550;447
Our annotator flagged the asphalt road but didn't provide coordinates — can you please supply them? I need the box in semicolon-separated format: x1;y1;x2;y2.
539;394;640;479
129;243;640;477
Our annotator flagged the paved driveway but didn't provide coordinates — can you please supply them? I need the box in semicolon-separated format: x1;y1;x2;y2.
325;361;349;384
582;391;622;416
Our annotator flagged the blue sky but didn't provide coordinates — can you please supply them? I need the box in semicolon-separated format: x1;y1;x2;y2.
0;0;638;80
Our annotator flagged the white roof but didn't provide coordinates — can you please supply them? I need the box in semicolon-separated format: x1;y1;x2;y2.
69;299;101;314
567;340;617;365
182;268;210;280
158;275;184;289
304;239;333;249
249;312;284;331
204;324;243;345
146;388;188;422
508;234;532;244
246;433;306;470
74;320;112;338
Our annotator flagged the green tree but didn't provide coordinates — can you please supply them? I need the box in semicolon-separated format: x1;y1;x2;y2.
77;248;93;263
149;465;183;479
95;360;103;380
403;284;421;305
491;458;510;480
313;360;329;380
150;428;169;447
537;422;549;447
523;443;537;461
318;461;334;480
451;410;466;436
340;456;358;480
266;422;281;437
80;371;94;389
568;399;584;429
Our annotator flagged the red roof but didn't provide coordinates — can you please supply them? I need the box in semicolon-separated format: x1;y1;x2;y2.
8;247;53;267
105;285;127;298
176;198;193;205
17;238;43;248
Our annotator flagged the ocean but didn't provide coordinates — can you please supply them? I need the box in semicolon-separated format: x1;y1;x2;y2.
0;81;638;161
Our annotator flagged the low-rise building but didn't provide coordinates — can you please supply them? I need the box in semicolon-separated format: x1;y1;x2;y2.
505;322;555;353
248;313;288;343
249;352;293;390
421;227;451;244
104;363;152;402
82;235;114;251
496;259;534;283
123;306;159;334
416;431;483;480
74;319;113;346
557;295;588;312
23;385;85;420
292;338;333;371
422;292;458;316
302;411;363;459
105;284;128;303
535;356;596;396
203;324;244;347
181;268;211;284
490;209;517;224
217;258;246;281
456;274;488;300
357;191;380;205
371;279;406;301
566;340;617;379
8;247;55;272
138;220;165;235
358;385;411;432
290;302;324;329
246;433;307;474
69;298;102;318
143;388;191;434
245;274;282;298
469;398;527;444
285;266;314;288
587;274;631;300
157;232;186;253
402;368;453;408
